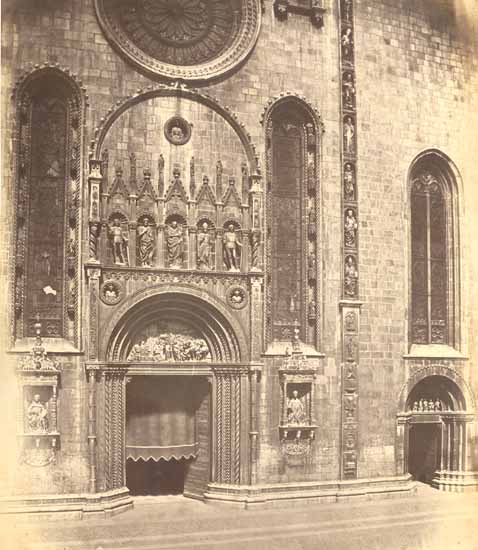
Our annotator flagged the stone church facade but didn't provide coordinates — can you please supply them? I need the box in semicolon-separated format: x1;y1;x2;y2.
1;0;478;516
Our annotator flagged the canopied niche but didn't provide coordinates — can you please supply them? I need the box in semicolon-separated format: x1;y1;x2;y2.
263;96;321;346
12;67;84;344
93;91;262;272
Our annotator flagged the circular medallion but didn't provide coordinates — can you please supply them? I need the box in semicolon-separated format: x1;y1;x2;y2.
164;116;191;145
227;286;248;310
95;0;262;81
100;280;124;306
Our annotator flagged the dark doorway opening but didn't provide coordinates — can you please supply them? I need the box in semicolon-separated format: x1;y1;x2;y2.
408;423;441;483
126;457;192;495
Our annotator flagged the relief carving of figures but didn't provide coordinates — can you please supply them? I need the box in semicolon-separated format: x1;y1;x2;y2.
128;333;211;362
166;220;185;268
344;255;358;297
109;218;129;265
308;251;316;281
308;299;317;320
287;390;307;425
137;217;155;267
343;72;356;109
308;206;316;238
344;116;355;155
223;224;242;271
27;394;48;433
341;27;353;60
197;222;213;270
344;163;356;201
344;209;358;248
250;230;261;271
345;311;357;332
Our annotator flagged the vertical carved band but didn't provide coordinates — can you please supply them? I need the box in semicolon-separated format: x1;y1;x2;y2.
214;372;241;484
102;370;125;491
339;0;360;480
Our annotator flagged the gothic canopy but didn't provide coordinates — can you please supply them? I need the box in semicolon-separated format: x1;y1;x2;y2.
95;0;262;81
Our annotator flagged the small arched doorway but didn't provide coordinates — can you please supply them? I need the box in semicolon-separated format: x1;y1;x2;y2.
399;373;475;491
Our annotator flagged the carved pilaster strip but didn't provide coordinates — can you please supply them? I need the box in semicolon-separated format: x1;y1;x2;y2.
104;373;112;490
86;268;101;360
338;0;360;480
87;366;98;493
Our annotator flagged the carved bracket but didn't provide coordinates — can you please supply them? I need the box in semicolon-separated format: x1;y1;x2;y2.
274;0;326;28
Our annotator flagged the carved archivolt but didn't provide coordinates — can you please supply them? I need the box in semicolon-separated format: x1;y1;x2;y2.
94;0;262;82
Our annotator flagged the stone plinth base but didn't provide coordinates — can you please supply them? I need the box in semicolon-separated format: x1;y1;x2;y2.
204;474;416;509
0;487;133;519
431;470;478;492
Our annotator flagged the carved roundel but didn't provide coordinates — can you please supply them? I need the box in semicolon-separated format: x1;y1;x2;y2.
164;116;191;146
100;280;124;306
226;286;248;310
95;0;262;81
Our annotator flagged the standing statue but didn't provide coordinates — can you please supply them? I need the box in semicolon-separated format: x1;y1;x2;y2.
308;251;316;281
166;220;184;268
109;218;129;265
287;390;307;425
27;394;48;433
197;222;212;270
137;218;155;267
344;209;358;247
344;163;355;201
344;117;355;154
341;27;353;59
223;224;242;271
343;72;356;108
344;255;358;297
250;231;261;270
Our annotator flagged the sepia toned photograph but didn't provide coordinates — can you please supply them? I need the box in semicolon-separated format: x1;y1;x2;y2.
0;0;477;548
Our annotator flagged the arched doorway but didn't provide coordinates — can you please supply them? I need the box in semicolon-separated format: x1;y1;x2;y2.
96;290;247;501
398;372;476;491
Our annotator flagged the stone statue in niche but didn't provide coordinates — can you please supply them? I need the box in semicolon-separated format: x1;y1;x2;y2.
344;255;358;297
27;394;48;433
308;206;316;238
308;251;316;281
341;27;353;60
344;116;355;154
250;231;261;271
109;218;129;265
344;209;358;248
166;220;184;268
344;163;355;201
137;218;155;267
89;223;100;261
342;0;353;22
287;390;307;425
223;224;242;271
308;299;317;320
197;222;213;270
343;72;356;108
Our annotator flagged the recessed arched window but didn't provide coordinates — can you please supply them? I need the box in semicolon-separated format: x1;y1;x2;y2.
13;68;83;343
264;98;321;347
409;152;460;348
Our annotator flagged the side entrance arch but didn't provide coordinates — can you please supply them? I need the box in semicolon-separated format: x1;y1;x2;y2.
396;367;478;492
87;290;251;503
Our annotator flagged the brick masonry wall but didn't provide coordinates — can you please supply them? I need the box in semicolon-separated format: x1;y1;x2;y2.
1;0;477;493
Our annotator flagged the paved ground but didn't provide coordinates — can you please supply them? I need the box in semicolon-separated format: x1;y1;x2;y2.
3;485;477;550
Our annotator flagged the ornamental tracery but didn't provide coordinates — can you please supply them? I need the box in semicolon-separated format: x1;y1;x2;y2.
95;0;262;81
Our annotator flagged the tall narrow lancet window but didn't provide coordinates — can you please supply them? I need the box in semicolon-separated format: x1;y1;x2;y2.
265;100;320;346
410;154;459;348
13;69;83;343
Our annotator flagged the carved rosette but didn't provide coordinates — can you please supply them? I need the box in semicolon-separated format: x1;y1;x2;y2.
94;0;262;81
226;285;248;310
339;0;360;480
100;279;124;306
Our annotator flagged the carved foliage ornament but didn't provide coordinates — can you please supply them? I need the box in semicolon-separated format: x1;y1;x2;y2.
95;0;262;81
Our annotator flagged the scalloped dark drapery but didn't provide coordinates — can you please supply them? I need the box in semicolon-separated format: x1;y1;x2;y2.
126;377;202;461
